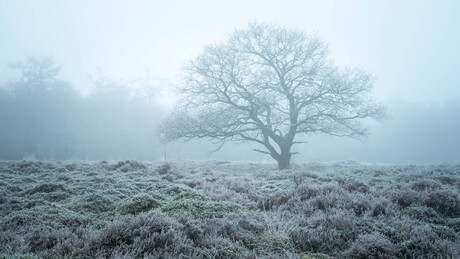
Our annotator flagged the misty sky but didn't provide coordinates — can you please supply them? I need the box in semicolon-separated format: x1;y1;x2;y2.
1;0;459;104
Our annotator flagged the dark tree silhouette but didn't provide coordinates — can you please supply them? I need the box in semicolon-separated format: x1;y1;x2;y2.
1;57;80;159
164;23;386;169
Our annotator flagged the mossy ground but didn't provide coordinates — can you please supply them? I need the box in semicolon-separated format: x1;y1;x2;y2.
0;160;459;258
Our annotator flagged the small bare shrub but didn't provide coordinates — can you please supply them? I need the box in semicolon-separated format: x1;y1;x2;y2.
26;183;66;194
156;163;172;175
425;189;460;216
77;193;114;213
90;210;193;257
344;180;370;193
397;238;441;259
290;227;344;254
346;232;396;259
109;160;147;172
197;235;247;259
371;199;391;217
258;212;297;254
292;184;321;201
404;205;442;223
411;179;442;191
204;212;265;249
118;194;162;215
24;228;58;253
392;189;422;208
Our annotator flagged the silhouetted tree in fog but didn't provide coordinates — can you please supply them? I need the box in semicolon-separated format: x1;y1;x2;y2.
162;23;386;169
0;57;80;159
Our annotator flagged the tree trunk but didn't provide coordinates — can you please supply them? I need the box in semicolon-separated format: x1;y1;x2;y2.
276;149;291;170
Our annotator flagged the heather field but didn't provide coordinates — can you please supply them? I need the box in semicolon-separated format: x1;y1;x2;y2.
0;160;459;258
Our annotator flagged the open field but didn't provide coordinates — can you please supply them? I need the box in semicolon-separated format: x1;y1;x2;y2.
0;160;459;258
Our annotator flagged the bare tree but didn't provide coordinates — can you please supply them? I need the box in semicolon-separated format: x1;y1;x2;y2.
9;56;64;92
162;23;386;169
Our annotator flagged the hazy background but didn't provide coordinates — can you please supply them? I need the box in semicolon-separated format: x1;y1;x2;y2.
1;0;459;164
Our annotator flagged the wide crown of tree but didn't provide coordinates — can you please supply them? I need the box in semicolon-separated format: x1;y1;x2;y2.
163;23;386;169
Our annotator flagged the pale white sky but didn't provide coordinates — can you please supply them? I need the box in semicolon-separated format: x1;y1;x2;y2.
1;0;459;104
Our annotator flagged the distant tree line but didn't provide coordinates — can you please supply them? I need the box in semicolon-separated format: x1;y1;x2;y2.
0;57;165;160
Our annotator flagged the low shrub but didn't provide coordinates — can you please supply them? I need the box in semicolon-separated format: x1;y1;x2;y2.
172;190;207;201
258;216;296;254
403;205;442;223
109;160;147;172
371;198;391;217
290;226;345;254
162;199;241;218
435;175;457;185
155;163;172;175
197;236;247;259
346;232;396;259
397;238;441;259
74;193;114;213
118;194;162;215
343;180;370;193
79;210;193;258
43;192;69;202
1;205;84;229
431;224;458;241
24;228;58;253
0;195;6;205
392;189;422;208
410;179;442;191
25;183;66;195
424;189;460;216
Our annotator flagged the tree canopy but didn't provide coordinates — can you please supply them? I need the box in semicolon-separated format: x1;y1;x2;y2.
162;23;386;169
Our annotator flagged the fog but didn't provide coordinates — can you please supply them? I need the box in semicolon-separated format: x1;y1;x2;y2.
1;0;459;164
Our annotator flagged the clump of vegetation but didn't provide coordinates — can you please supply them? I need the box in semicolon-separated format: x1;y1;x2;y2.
0;160;459;258
398;238;442;258
172;189;207;201
0;195;6;205
118;194;162;215
109;160;147;172
25;183;66;194
346;232;396;258
197;236;247;258
163;199;241;219
404;204;442;223
74;193;115;213
155;163;172;175
425;189;460;216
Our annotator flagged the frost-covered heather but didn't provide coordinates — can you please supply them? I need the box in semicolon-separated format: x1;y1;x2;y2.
0;160;459;258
